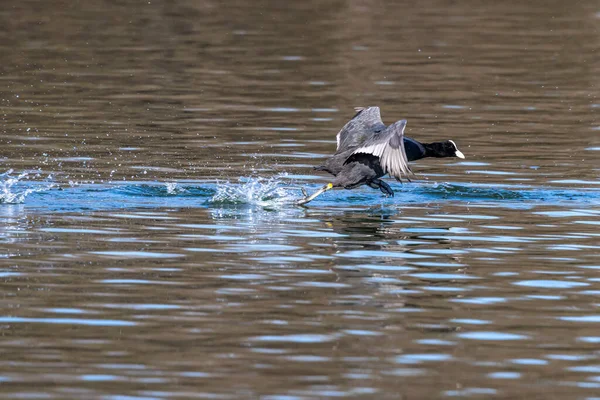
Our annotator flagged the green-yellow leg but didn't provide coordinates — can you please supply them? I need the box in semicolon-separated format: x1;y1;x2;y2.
296;183;333;206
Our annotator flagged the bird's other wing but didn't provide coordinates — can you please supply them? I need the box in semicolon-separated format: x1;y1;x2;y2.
335;106;386;152
351;119;414;181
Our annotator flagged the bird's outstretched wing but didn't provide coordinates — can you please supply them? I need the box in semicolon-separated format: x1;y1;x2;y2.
350;120;414;181
335;106;386;153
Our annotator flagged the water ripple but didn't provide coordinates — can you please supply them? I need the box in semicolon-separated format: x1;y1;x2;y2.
0;317;137;326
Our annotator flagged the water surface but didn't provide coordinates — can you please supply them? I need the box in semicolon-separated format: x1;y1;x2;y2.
1;1;600;399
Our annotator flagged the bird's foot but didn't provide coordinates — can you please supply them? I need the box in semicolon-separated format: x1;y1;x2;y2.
375;180;394;197
294;183;333;206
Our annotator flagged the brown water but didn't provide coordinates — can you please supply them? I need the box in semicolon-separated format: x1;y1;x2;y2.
1;1;600;399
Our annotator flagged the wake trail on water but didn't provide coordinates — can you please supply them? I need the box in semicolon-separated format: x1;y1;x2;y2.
0;171;303;212
2;168;599;212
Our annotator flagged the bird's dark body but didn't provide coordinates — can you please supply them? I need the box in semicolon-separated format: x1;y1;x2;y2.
330;153;383;188
315;137;426;179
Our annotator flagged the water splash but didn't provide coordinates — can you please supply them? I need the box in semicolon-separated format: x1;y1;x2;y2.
165;182;187;195
0;169;56;204
210;175;300;208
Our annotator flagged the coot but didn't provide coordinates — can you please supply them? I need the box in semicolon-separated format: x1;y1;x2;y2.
297;106;464;205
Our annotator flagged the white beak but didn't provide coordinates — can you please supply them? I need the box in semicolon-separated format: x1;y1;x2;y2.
448;140;465;159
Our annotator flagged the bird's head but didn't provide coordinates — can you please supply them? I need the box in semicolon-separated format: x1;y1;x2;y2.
421;140;465;159
425;140;465;158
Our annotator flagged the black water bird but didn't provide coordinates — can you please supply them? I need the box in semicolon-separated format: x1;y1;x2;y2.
296;106;465;205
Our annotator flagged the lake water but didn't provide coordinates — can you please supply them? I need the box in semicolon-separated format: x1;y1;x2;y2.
1;1;600;399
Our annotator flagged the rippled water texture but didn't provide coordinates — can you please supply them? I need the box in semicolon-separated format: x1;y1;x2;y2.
1;1;600;399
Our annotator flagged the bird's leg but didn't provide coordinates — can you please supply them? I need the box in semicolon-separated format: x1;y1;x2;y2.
377;180;394;197
368;179;394;197
366;181;379;190
296;183;333;206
